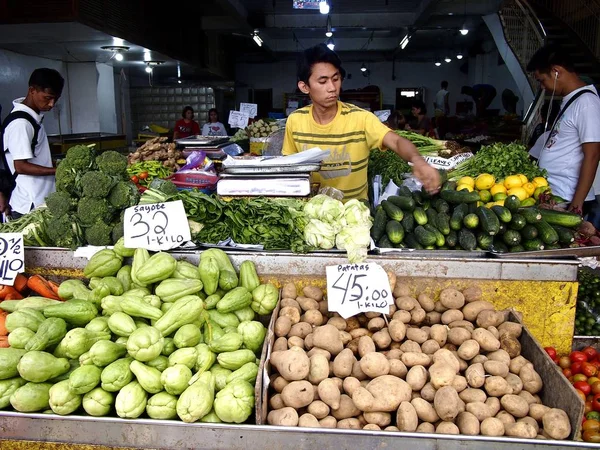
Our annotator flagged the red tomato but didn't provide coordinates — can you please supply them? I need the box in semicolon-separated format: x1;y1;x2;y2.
583;346;599;361
563;368;573;378
545;347;557;359
577;389;588;402
589;377;600;386
592;360;600;370
593;393;600;411
558;356;571;369
576;381;593;395
574;373;589;383
586;401;594;414
138;171;149;180
584;419;600;432
593;382;600;395
571;351;589;363
130;175;139;184
583;429;600;443
572;362;584;375
584;362;599;378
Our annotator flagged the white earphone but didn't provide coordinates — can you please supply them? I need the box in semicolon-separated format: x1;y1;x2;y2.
555;70;559;80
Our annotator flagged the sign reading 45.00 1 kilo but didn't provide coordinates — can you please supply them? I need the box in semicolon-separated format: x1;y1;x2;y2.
0;233;24;286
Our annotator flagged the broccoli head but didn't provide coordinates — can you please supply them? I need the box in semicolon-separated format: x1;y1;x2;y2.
96;151;127;176
108;181;140;209
77;197;114;227
85;221;113;246
111;220;124;243
80;170;118;199
47;214;84;249
55;159;80;195
65;145;96;172
45;191;78;218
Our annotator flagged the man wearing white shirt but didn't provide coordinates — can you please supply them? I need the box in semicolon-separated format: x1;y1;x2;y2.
527;45;600;214
2;68;64;218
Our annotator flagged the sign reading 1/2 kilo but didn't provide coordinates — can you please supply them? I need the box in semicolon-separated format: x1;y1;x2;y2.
124;200;191;251
0;233;25;286
326;262;392;319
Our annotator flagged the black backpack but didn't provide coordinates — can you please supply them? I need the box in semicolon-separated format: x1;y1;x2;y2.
0;111;41;196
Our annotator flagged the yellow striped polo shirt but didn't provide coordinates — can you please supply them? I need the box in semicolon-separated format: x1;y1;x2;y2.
282;101;391;200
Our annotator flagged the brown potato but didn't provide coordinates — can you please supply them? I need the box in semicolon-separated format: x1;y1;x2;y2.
401;352;431;368
500;334;522;358
358;335;376;357
393;310;412;324
268;407;299;426
282;283;297;300
498;321;523;338
406;327;429;344
476;310;506;328
410;308;426;325
345;317;360;332
360;352;391;378
434;300;448;313
462;300;494;322
448;327;471;346
462;286;482;303
406;365;428;391
307;400;330;419
518;390;539;405
272;376;290;393
270;393;285;410
421;339;441;355
459;388;487;404
364;411;391;427
432;348;461;372
519;363;543;394
440;288;466;309
312;324;344;356
281;298;301;312
411;397;439;422
395;296;418;311
480;417;505;436
471;355;488;365
275;316;293;338
352;376;412;412
465;363;485;388
484;376;512;397
362;424;381;431
352;360;368;381
297;296;320;312
288;335;305;350
386;349;403;360
327;317;347;331
339;331;352;346
307;347;331;360
505;422;537;439
342;377;361;396
434;386;460;421
420;382;436;402
308;353;330;385
436;421;460;435
457;339;480;361
302;310;324;327
429;363;456;390
388;319;407;342
505;373;523;395
416;422;435;433
485;396;501;416
457;411;480;435
298;413;320;428
529;403;550;422
281;380;315;408
388;304;397;316
396;401;418;432
518;416;539;434
500;394;529;418
271;347;310;382
496;410;516;425
429;324;448;347
337;418;361;429
425;311;442;326
318;301;329;316
453;352;468;372
319;416;337;428
332;348;355;378
368;317;385;332
447;320;475;331
302;286;323;301
417;293;435;312
305;333;315;351
486;349;511;366
400;340;422;353
349;328;370;339
452;375;468;393
372;329;392;350
393;282;411;298
465;401;493;421
280;306;301;325
509;356;530;375
472;328;501;352
288;322;313;339
273;337;289;353
441;309;464;325
484;360;509;378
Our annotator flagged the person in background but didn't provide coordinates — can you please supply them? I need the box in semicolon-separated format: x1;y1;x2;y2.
526;44;600;215
282;44;440;201
434;81;450;117
3;68;63;219
202;108;227;136
461;84;497;117
406;100;431;136
173;106;200;140
384;110;406;131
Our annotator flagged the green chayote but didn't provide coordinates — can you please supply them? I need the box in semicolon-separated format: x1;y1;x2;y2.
237;321;266;353
213;379;255;423
116;265;133;292
173;324;202;349
161;364;192;395
49;379;82;415
108;312;137;337
146;391;178;419
226;362;258;385
0;377;27;408
168;347;198;370
208;332;243;353
233;307;255;323
69;365;102;394
176;372;214;423
200;409;223;423
194;344;216;374
210;364;232;392
216;349;256;371
115;381;147;418
10;382;52;412
172;260;201;280
80;340;126;367
101;357;134;392
85;317;110;334
7;327;35;349
60;328;111;359
130;361;163;394
208;310;240;329
17;351;70;383
147;355;169;372
83;387;114;416
250;283;279;315
127;326;164;362
161;337;176;356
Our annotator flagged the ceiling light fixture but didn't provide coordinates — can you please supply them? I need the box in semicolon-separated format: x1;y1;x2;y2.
144;50;151;62
460;0;469;35
435;60;441;67
400;33;411;50
456;52;463;60
459;27;469;36
113;37;124;46
360;63;367;72
101;45;129;62
445;56;452;63
145;61;164;73
325;15;333;38
252;30;263;47
319;1;330;15
145;66;152;73
326;37;335;51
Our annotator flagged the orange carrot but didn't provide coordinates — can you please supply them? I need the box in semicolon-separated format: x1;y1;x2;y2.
48;280;60;297
0;285;23;301
26;275;60;300
13;273;28;294
0;336;10;348
0;312;8;336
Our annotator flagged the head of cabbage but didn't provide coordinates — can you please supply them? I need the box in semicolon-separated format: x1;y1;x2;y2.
335;225;372;263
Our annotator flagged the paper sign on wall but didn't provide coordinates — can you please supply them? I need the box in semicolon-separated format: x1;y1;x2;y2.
326;262;392;319
228;111;250;129
0;233;24;286
374;110;391;122
124;201;191;251
240;103;258;118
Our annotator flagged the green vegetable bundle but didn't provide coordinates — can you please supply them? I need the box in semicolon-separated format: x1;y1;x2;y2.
0;247;273;423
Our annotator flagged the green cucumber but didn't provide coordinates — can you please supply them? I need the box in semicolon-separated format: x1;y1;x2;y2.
371;207;387;242
382;200;404;221
440;189;480;204
534;220;559;245
477;232;494;250
463;213;479;229
521;224;539;240
553;225;576;244
424;224;445;247
492;241;509;253
509;213;526;231
520;207;542;224
509;245;525;253
504;195;521;213
458;229;477;251
404;234;423;249
426;208;438;226
491;205;512;223
377;235;394;249
446;230;458;248
450;204;468;231
388;195;415;212
436;212;451;235
539;209;583;228
386;220;405;244
413;207;428;226
433;198;450;214
442;181;457;191
503;229;522;247
414;225;437;247
398;186;412;197
476;206;500;236
523;238;545;251
401;213;415;233
412;190;424;206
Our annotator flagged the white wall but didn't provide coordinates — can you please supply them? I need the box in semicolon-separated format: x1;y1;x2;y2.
67;63;99;133
0;49;70;135
235;59;470;115
97;62;117;133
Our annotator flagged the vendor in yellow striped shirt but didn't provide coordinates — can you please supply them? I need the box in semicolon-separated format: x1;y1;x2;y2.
283;44;440;201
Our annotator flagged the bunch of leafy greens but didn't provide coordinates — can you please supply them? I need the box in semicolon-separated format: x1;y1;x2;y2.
0;208;50;247
449;142;547;181
368;149;411;190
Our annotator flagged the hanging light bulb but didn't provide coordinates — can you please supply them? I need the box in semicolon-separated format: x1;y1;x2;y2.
435;61;441;67
360;63;367;72
115;52;124;62
456;52;463;60
145;66;152;73
459;26;469;36
445;56;452;63
319;1;330;14
326;37;335;51
325;15;333;38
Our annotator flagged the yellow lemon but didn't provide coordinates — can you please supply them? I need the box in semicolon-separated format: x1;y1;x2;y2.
456;184;473;192
485;202;495;208
490;184;507;196
494;200;505;207
479;190;492;203
458;176;475;188
504;175;523;190
520;197;536;207
493;192;507;202
517;174;528;185
475;173;495;191
507;187;528;201
522;182;536;197
533;177;549;188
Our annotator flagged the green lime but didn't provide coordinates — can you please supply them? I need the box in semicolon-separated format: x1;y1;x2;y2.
493;192;507;202
478;190;492;203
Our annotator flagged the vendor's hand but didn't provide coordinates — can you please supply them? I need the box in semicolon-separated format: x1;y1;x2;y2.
412;160;441;194
568;201;583;216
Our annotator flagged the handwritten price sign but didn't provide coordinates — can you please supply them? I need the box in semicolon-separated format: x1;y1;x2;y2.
124;200;191;251
228;111;250;129
0;233;25;286
240;103;258;118
326;263;392;319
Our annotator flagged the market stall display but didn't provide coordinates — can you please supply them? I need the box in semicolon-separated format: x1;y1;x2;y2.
127;137;185;171
576;269;600;337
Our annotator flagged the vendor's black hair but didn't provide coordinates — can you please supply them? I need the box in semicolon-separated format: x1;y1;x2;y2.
526;44;576;73
297;43;346;84
412;100;427;115
29;68;64;96
181;106;194;118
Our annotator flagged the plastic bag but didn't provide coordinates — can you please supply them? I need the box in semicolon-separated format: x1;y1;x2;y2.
178;151;215;173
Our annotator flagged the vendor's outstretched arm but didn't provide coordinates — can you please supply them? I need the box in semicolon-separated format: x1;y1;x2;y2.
14;160;55;176
382;131;441;194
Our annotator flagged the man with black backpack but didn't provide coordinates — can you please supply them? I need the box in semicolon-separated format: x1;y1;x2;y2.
1;68;64;219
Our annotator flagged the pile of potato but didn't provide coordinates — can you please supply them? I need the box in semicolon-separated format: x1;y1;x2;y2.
266;279;573;440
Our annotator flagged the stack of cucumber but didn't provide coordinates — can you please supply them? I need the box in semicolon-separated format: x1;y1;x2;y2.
372;185;583;252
